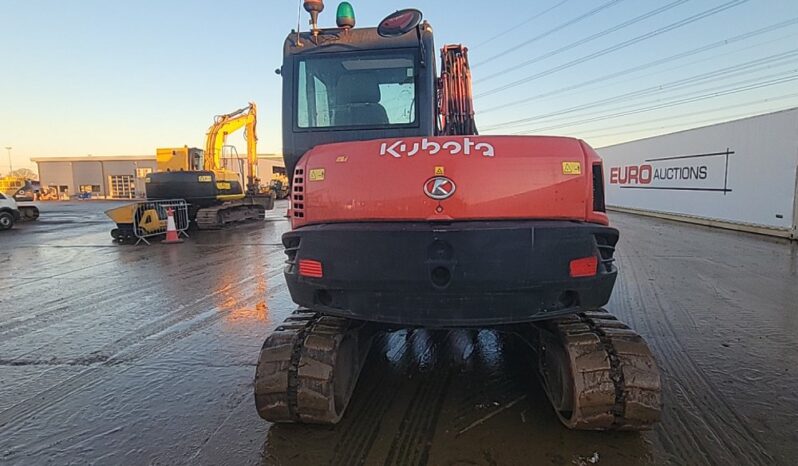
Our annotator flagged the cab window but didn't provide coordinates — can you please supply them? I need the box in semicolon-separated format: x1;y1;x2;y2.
297;52;417;129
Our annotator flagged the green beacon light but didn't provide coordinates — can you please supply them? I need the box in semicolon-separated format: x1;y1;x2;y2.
336;2;355;28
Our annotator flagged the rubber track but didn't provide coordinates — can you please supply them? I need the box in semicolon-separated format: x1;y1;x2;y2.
254;309;374;424
542;309;662;430
196;204;265;230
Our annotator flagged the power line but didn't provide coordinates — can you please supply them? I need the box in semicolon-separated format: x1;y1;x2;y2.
472;0;625;68
470;0;570;50
586;102;798;143
475;0;751;99
510;70;798;133
481;50;798;131
478;19;798;114
567;93;798;138
567;31;798;99
483;57;798;131
476;0;690;83
510;73;798;134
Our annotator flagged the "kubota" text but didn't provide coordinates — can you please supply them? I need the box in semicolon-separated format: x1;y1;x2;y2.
380;138;495;158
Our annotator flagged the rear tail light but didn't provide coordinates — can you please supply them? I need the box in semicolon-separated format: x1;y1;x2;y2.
570;256;598;278
299;259;323;278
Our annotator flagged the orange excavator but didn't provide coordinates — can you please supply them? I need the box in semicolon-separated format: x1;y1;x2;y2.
253;2;662;430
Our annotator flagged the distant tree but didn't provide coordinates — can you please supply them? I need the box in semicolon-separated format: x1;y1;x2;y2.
8;168;39;180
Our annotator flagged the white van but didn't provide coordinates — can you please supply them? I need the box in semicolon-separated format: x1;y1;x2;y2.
0;192;21;230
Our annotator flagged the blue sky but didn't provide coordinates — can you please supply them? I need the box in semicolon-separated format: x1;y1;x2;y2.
2;0;797;171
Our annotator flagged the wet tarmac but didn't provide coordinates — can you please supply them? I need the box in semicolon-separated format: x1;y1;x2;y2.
1;201;796;465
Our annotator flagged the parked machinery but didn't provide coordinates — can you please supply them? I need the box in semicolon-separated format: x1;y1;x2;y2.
37;186;59;201
105;202;168;242
106;103;275;238
0;176;39;221
145;103;275;229
268;173;290;199
253;2;662;430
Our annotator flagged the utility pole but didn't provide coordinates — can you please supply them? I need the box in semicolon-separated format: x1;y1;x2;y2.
4;146;11;175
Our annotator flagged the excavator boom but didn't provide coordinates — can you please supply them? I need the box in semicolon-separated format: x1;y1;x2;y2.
204;102;259;193
437;45;477;136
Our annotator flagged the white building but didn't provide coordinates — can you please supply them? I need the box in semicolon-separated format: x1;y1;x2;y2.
31;154;285;199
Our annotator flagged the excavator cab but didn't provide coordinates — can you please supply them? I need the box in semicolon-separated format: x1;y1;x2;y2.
280;10;437;177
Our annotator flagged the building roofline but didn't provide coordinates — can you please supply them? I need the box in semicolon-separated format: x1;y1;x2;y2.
31;154;284;163
30;156;154;163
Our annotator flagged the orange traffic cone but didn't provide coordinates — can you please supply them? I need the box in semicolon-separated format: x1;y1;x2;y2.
162;208;184;244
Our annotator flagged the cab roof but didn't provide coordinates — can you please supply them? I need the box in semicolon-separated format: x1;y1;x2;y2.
284;25;432;56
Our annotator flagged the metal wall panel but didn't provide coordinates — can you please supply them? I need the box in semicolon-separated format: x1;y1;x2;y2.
37;161;74;194
598;108;798;231
257;159;285;177
71;161;104;195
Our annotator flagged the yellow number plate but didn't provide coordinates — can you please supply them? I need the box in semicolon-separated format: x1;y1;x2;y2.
216;182;231;190
562;162;582;175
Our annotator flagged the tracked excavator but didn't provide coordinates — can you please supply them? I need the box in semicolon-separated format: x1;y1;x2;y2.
254;2;662;430
145;103;274;229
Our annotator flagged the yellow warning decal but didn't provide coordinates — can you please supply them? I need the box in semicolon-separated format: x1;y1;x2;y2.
434;166;445;176
198;175;212;182
216;182;231;190
562;162;582;175
309;168;326;181
335;155;348;163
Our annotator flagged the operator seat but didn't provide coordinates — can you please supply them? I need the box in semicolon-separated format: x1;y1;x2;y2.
334;73;389;126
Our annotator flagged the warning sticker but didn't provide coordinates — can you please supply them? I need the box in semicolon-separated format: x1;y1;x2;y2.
434;166;445;175
562;162;582;175
309;168;325;181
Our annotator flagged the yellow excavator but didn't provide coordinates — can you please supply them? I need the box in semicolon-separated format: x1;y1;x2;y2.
107;103;275;236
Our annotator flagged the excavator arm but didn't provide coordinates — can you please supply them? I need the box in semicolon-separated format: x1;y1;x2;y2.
437;45;478;136
204;102;259;193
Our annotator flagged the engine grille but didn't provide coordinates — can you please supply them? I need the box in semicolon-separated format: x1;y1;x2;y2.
292;168;305;218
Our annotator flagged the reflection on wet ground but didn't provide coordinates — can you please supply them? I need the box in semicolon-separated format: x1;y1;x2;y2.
0;201;796;465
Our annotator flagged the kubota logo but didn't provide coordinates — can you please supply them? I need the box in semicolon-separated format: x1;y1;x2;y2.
380;138;495;158
424;176;456;200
